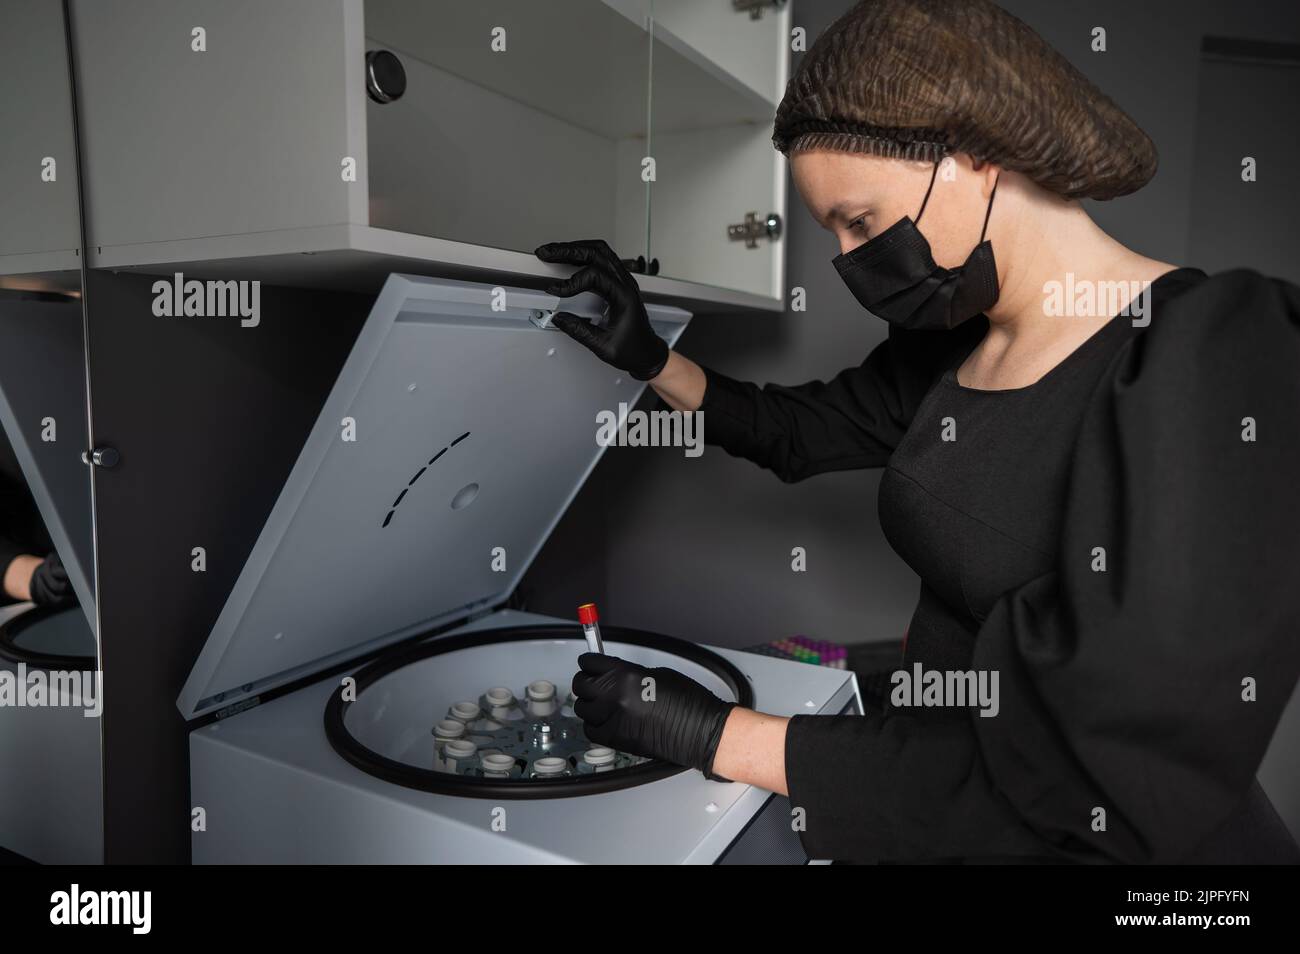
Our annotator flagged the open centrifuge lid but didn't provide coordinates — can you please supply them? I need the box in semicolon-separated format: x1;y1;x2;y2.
0;295;98;629
177;274;689;719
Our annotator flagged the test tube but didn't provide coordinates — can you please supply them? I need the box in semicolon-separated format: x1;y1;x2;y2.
433;719;465;744
484;687;517;720
481;752;515;778
577;602;604;654
432;719;466;771
532;756;568;778
525;679;558;717
584;747;617;773
448;701;482;725
442;739;478;774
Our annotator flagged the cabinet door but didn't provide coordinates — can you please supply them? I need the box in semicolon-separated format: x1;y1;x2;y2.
644;0;790;301
0;0;102;866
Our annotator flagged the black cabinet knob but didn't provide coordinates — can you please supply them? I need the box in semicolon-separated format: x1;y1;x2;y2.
83;447;120;468
365;50;406;104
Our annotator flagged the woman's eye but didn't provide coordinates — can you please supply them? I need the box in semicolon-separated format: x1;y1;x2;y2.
848;216;869;234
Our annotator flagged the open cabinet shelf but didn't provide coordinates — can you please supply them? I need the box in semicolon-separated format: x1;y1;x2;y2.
86;224;784;312
8;0;790;313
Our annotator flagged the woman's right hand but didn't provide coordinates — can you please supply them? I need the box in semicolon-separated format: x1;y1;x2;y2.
534;239;669;381
31;552;75;607
2;551;75;605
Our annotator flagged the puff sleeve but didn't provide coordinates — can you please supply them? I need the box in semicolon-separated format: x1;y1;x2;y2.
698;320;985;482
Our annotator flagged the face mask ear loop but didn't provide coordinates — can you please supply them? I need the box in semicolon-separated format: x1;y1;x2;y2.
978;174;1001;244
914;160;941;226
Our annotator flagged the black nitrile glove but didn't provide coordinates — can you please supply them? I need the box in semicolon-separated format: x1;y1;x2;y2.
30;552;75;607
534;239;670;381
572;653;736;780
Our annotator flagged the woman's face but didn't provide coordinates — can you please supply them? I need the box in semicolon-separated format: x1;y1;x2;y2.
790;149;997;268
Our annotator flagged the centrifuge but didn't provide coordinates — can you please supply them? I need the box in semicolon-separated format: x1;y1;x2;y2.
0;603;102;864
181;275;861;864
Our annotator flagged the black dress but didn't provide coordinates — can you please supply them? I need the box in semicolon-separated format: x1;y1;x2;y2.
698;267;1300;863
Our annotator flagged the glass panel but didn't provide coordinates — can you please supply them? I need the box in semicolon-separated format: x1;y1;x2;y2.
646;0;787;298
0;0;102;863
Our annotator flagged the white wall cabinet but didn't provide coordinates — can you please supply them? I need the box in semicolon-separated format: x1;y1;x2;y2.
8;0;791;313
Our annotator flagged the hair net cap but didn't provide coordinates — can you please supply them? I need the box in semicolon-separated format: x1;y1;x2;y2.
773;0;1158;200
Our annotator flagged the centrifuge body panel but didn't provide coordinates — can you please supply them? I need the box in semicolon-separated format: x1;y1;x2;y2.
0;604;102;864
190;610;860;864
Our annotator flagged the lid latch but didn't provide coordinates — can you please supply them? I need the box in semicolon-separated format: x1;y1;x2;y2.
528;309;559;330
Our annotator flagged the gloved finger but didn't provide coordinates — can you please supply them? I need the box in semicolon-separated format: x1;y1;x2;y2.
564;239;633;278
574;695;613;727
535;239;623;272
544;263;625;305
534;242;619;278
583;718;616;748
550;313;607;353
577;652;623;676
571;670;601;700
540;247;635;293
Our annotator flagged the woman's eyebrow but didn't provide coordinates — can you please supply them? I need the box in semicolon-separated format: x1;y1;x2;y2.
826;202;870;224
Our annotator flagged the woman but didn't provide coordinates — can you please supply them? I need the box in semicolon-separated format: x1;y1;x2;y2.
536;0;1300;863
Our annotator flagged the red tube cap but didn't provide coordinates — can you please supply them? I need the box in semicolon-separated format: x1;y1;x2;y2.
577;602;599;625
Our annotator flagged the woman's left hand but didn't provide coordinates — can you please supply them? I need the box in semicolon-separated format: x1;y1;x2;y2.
571;653;736;779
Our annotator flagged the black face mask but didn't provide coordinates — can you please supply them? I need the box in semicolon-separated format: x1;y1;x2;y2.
833;161;1000;331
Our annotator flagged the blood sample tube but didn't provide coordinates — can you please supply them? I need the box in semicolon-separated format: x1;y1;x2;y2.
577;602;604;654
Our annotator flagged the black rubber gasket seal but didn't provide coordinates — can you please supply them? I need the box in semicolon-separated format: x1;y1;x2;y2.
324;623;752;799
0;605;97;672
